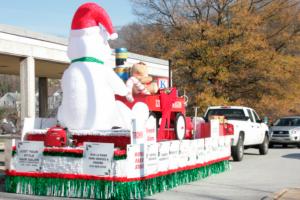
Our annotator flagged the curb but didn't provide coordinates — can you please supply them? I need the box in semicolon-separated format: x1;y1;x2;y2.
273;189;288;199
272;188;300;200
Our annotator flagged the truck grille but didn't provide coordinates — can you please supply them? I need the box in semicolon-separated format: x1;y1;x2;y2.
273;131;289;135
272;134;289;137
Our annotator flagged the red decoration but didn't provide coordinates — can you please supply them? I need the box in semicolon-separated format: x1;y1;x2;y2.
158;88;178;140
115;94;162;111
200;123;211;138
26;134;130;149
72;135;130;149
26;134;45;141
198;122;234;138
45;126;67;147
114;149;126;156
44;148;83;154
116;88;187;142
184;117;193;139
43;147;126;157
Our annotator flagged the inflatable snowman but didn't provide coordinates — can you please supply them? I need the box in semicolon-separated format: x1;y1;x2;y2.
57;3;133;130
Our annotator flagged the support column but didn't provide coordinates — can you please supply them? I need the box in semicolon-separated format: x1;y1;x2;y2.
38;77;48;117
20;57;35;121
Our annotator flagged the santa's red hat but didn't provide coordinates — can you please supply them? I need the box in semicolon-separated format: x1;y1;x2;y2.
71;2;118;40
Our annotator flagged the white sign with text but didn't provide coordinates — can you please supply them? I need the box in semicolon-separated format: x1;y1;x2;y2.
82;142;114;176
169;140;180;170
145;143;158;175
204;138;212;163
145;115;157;143
210;119;220;139
195;139;205;164
131;119;146;144
158;141;170;172
188;140;197;166
15;141;44;172
127;144;145;178
178;140;190;167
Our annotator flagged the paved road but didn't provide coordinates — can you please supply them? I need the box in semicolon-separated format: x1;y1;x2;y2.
148;146;300;200
0;146;299;200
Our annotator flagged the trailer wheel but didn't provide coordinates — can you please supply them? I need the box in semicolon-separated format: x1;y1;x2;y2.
175;113;186;140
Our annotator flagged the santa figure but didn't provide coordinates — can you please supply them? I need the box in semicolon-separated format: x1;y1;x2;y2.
57;3;133;130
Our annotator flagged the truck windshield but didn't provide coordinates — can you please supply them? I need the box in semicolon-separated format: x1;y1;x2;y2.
206;109;246;120
274;118;300;126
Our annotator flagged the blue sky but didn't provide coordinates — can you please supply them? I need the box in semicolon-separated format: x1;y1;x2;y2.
0;0;136;37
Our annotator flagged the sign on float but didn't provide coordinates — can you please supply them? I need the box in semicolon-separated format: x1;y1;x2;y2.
82;142;114;176
15;141;44;172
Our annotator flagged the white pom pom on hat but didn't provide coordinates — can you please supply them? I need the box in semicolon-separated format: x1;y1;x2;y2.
71;2;118;40
110;32;118;40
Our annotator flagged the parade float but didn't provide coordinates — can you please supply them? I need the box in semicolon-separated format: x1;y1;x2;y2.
5;3;233;199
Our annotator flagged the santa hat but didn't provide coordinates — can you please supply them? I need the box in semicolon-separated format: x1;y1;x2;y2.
71;2;118;40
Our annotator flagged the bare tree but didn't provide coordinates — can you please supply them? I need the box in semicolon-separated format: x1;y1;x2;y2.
131;0;236;26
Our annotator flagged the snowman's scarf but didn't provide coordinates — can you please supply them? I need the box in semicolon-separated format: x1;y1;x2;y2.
71;57;104;65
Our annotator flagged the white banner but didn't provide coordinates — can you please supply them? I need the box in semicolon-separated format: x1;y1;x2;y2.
178;140;190;167
127;144;145;178
195;139;205;164
211;138;219;151
210;119;220;139
145;115;157;143
145;143;158;175
188;140;197;166
169;140;180;170
219;136;226;147
131;119;146;144
82;142;114;176
157;142;170;172
15;141;44;172
224;135;232;157
42;156;82;174
225;135;232;147
204;138;212;162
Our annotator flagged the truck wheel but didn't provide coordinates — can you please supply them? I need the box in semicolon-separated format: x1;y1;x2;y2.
259;135;269;155
232;134;244;161
175;113;186;140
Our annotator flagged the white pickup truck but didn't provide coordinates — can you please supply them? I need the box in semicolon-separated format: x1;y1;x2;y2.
204;106;269;161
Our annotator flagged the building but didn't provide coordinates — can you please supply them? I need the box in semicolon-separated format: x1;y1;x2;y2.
0;92;20;108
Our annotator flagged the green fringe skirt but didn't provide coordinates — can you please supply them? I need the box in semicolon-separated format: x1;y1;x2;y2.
5;160;229;199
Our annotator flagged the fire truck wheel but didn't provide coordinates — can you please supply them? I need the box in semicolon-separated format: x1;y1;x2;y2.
175;113;186;140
